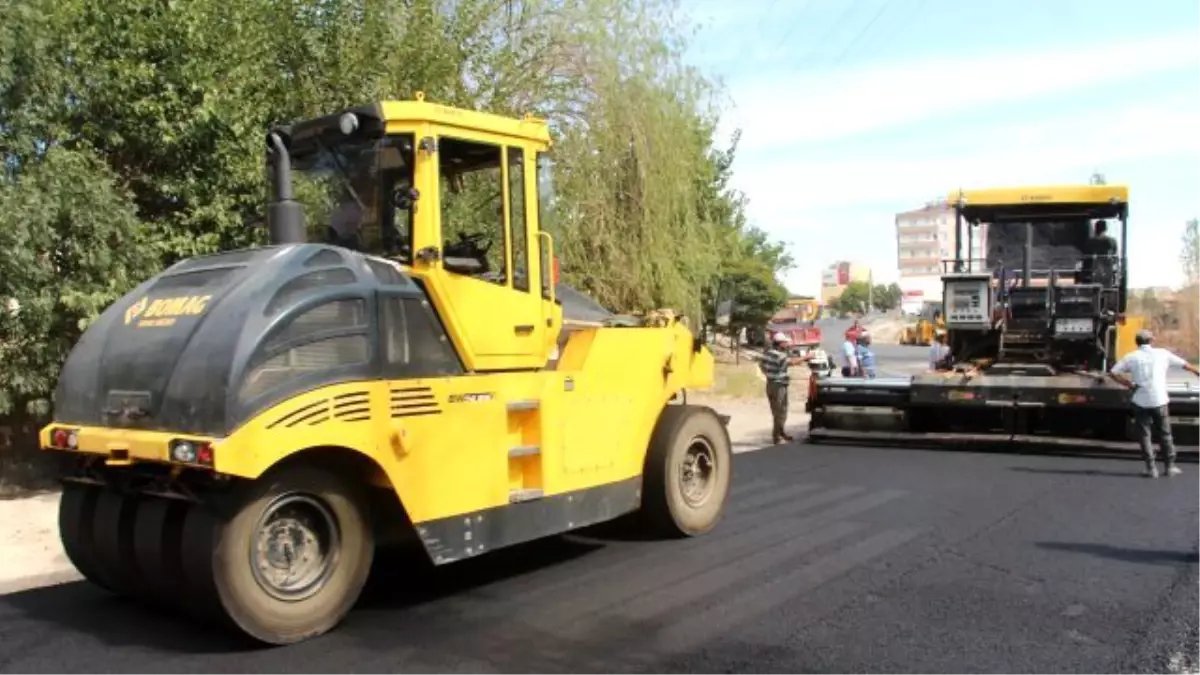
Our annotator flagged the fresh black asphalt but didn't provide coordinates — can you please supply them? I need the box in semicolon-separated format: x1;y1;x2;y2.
0;442;1196;674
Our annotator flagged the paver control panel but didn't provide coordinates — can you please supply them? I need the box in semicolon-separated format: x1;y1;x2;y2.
942;276;992;330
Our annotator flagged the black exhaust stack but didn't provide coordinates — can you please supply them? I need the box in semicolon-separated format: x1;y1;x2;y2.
266;131;306;245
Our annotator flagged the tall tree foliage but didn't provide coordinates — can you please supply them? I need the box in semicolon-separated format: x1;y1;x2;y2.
0;0;791;415
0;146;160;415
1182;218;1198;285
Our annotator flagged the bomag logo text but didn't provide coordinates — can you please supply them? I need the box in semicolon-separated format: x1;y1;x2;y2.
124;294;213;328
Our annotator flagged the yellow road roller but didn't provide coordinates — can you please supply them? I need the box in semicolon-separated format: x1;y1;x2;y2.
39;94;732;645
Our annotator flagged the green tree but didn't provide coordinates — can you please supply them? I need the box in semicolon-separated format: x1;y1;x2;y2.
699;130;793;335
0;146;160;415
830;281;872;315
0;0;790;423
870;282;903;311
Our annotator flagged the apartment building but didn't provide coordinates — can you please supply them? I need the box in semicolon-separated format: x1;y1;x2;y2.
894;200;987;311
819;261;871;305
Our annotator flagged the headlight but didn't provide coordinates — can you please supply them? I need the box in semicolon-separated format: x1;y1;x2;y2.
339;112;359;135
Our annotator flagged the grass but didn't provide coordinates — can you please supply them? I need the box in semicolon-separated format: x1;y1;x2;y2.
710;361;766;399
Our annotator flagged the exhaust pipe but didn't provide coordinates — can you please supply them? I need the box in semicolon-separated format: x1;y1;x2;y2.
266;131;306;245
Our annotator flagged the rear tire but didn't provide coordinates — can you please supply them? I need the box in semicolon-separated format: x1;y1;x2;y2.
58;483;118;592
90;490;148;600
209;464;374;645
640;405;733;537
132;497;188;611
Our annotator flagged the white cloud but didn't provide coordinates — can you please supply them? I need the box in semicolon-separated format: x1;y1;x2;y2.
721;30;1199;147
736;92;1200;216
730;92;1200;295
705;28;1200;295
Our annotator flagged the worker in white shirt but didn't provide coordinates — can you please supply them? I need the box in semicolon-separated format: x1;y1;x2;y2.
1109;329;1200;477
929;330;952;371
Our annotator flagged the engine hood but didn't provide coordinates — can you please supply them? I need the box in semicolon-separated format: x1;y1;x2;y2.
52;244;427;436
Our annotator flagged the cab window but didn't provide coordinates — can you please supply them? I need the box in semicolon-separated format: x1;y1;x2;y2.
508;147;530;292
379;294;464;379
438;137;508;285
535;152;557;300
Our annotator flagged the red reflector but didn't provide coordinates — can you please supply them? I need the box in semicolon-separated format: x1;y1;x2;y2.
196;443;214;466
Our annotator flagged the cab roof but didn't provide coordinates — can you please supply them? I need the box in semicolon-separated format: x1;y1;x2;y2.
948;184;1129;223
379;93;551;144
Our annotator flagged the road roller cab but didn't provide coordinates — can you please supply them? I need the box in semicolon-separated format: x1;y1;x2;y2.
40;94;733;645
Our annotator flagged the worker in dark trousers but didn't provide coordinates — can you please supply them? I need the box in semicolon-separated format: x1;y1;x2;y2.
1109;329;1200;477
760;332;795;444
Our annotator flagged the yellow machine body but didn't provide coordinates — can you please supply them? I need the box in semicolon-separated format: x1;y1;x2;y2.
41;95;718;563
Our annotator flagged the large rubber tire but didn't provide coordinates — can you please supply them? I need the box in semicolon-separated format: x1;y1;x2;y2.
132;497;189;611
208;464;374;645
91;490;150;601
58;483;118;592
640;405;733;538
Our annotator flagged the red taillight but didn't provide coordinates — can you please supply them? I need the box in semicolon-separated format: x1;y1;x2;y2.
50;427;78;449
552;258;560;284
808;372;819;401
169;439;214;468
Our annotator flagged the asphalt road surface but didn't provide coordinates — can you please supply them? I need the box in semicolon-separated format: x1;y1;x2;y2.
1;443;1196;674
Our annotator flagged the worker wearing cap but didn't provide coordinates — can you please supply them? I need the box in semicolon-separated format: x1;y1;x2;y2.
760;332;795;444
929;330;952;371
855;331;877;379
841;328;860;377
1109;329;1200;477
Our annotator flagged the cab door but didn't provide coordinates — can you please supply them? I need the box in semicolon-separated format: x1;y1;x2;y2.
425;134;547;371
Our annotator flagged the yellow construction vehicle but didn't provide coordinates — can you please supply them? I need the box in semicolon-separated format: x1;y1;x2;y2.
899;304;944;346
38;94;732;645
808;183;1200;452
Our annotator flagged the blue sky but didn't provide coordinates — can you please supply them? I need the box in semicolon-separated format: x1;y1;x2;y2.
682;0;1200;296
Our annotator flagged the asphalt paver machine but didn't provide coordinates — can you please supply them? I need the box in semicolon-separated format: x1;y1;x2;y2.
807;184;1199;452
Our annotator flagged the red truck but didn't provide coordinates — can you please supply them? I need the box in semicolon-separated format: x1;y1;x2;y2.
764;320;822;358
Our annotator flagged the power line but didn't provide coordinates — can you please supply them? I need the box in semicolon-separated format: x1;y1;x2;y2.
780;0;871;70
823;0;896;70
751;0;782;38
800;0;930;78
766;0;825;62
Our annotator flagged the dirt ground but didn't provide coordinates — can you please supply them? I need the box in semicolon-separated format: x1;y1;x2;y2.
0;357;804;596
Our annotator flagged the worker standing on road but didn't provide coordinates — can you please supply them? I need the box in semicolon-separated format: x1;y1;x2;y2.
929;330;952;371
760;332;795;444
855;331;877;379
1109;329;1200;478
841;328;860;377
